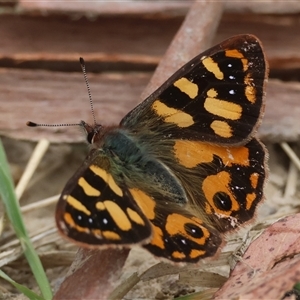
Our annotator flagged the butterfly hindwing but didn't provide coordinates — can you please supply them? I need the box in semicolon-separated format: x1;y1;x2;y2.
127;188;222;263
170;137;267;232
204;138;267;231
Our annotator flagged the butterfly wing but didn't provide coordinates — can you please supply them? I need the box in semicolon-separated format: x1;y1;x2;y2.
56;149;152;247
170;138;267;232
128;188;222;262
121;34;268;145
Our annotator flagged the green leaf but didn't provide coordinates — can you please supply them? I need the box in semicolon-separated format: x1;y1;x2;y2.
0;139;52;299
0;270;44;300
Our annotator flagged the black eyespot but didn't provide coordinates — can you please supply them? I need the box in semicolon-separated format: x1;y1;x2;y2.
213;192;232;211
184;223;204;238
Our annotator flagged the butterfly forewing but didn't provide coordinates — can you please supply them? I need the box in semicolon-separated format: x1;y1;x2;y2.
121;34;267;145
56;151;152;247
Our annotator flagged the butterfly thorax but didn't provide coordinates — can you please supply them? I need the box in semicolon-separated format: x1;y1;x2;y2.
91;127;188;205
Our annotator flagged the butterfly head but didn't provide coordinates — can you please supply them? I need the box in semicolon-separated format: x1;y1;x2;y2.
80;120;103;144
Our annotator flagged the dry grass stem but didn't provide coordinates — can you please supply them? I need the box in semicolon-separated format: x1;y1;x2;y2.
280;142;300;171
21;194;59;213
15;139;50;200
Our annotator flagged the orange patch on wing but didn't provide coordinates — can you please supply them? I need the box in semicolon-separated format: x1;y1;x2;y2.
89;165;123;197
78;177;101;197
66;195;91;216
104;200;132;231
173;140;250;168
204;97;242;120
202;56;224;80
172;251;186;259
173;77;198;99
210;120;232;138
126;207;145;226
129;188;156;220
225;49;244;59
203;171;240;215
246;193;257;210
92;229;102;238
165;213;208;245
190;249;206;259
207;88;218;98
149;225;165;249
152;100;194;128
244;73;256;104
245;85;256;104
250;173;259;189
95;201;105;211
225;50;248;71
102;231;121;240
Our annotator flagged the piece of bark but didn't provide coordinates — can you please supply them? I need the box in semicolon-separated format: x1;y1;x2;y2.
0;69;150;143
0;14;181;72
53;248;130;300
18;1;190;17
17;1;300;16
2;13;300;73
260;79;300;142
2;67;300;143
224;1;300;14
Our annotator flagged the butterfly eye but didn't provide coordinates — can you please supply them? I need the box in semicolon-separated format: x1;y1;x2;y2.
80;121;93;143
87;131;95;144
80;121;102;144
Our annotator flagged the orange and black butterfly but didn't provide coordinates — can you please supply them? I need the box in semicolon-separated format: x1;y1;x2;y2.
29;34;268;263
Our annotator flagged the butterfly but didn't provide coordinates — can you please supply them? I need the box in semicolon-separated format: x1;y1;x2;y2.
29;34;268;263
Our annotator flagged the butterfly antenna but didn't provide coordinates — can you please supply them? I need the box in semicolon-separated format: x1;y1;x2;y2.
27;58;94;129
26;121;83;127
80;57;97;126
